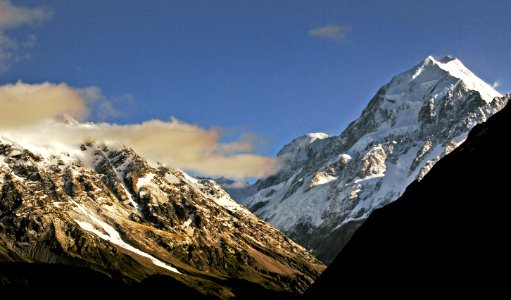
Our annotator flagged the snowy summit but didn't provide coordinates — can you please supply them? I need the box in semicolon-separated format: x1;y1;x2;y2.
231;56;508;263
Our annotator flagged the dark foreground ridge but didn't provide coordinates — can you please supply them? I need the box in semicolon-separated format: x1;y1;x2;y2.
306;97;511;297
0;262;296;299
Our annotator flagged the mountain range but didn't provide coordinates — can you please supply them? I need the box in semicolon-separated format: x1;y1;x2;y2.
232;56;508;263
0;55;507;298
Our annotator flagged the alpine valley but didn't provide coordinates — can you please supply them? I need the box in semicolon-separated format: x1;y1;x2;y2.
232;56;508;263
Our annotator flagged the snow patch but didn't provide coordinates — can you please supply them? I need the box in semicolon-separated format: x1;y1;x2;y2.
435;57;501;102
73;202;180;274
181;218;194;236
306;132;329;140
210;194;242;211
181;173;245;212
165;173;181;184
354;173;385;184
136;173;155;190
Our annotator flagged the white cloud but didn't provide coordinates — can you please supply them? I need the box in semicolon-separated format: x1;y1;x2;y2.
0;82;279;179
0;0;52;71
77;86;134;121
0;0;50;28
491;81;500;89
0;81;88;127
309;23;351;42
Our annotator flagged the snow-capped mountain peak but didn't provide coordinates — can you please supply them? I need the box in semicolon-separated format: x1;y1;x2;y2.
232;56;509;264
386;55;500;104
437;56;500;101
338;55;503;156
408;55;500;103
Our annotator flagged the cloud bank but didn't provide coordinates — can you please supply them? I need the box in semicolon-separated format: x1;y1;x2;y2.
0;82;88;127
309;23;351;42
0;0;52;71
0;82;279;179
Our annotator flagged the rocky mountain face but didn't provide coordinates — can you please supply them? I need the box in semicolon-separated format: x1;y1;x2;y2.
234;56;508;263
0;137;324;297
306;97;511;298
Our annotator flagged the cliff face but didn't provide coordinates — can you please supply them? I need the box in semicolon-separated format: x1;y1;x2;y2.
0;140;324;298
306;97;511;297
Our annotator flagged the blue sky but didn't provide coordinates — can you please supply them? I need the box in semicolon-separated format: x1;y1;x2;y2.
1;0;510;173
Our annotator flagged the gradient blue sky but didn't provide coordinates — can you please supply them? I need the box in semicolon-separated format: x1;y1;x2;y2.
2;0;510;156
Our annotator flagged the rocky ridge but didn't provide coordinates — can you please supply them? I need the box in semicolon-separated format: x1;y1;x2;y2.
0;137;324;297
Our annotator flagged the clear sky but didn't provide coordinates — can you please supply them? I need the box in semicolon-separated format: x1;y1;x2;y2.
1;0;510;171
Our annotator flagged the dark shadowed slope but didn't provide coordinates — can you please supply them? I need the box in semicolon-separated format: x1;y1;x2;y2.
0;262;296;299
307;96;511;297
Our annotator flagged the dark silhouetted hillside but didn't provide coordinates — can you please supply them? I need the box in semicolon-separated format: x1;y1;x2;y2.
307;97;511;298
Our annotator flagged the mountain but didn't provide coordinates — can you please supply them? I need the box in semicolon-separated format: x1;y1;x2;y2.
211;177;256;203
0;135;324;297
306;96;511;298
234;56;508;263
